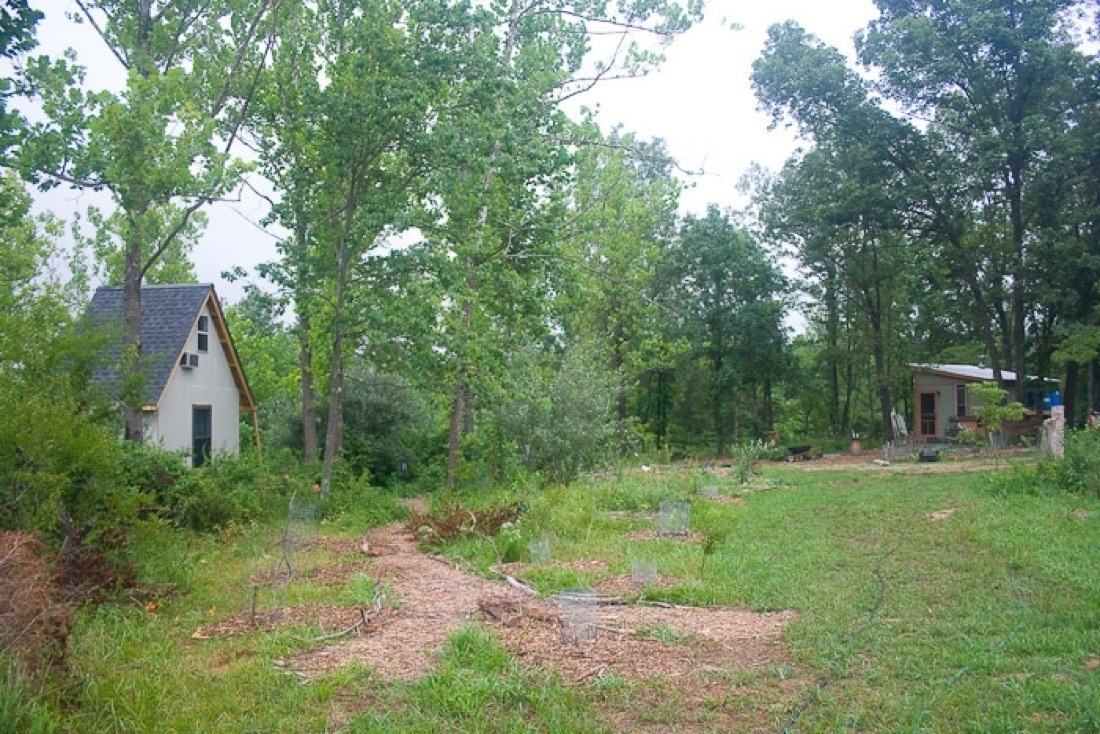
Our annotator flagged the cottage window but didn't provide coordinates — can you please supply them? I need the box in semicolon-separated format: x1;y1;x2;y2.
956;384;967;417
197;315;209;353
192;406;212;468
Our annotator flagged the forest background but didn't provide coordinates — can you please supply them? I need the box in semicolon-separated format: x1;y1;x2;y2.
2;0;1100;517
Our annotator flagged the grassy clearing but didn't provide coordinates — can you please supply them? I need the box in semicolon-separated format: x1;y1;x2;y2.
16;459;1100;732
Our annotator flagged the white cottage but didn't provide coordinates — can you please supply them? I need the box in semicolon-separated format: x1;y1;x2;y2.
88;284;257;466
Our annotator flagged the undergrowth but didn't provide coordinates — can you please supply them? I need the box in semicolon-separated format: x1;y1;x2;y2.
9;457;1099;732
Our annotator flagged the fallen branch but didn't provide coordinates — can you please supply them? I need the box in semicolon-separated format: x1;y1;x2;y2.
488;565;539;596
597;624;635;636
504;575;539;597
575;664;607;683
636;600;693;610
294;592;386;644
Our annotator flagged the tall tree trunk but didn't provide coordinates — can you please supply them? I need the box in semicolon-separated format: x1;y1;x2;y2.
965;273;1004;383
864;292;894;443
764;375;774;431
1089;359;1096;414
446;295;474;488
825;275;841;435
612;334;628;456
122;242;144;443
1008;167;1028;402
1064;361;1079;427
299;311;318;463
321;231;353;496
713;352;725;456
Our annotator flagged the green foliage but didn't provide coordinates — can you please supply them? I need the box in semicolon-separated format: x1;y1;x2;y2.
0;661;60;734
729;439;774;484
338;366;433;486
668;206;790;453
491;344;617;484
319;471;407;531
112;444;286;532
968;381;1028;447
0;173;123;535
1004;428;1100;498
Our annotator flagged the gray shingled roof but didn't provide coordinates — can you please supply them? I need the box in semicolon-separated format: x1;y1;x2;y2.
87;284;214;407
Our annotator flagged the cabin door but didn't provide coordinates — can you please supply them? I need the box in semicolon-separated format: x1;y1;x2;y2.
919;392;937;438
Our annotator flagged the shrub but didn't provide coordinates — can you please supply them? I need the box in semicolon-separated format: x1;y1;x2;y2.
491;344;616;485
730;439;773;483
337;366;433;486
313;465;408;532
111;444;267;532
991;428;1100;498
1062;428;1100;496
968;382;1027;447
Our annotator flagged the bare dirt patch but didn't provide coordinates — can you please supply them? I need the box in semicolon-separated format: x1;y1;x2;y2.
282;524;534;681
775;451;1022;473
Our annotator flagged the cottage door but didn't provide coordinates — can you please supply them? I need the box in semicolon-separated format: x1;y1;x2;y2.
192;406;212;467
919;393;937;438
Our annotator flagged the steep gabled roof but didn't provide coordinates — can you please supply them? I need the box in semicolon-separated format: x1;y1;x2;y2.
87;284;255;411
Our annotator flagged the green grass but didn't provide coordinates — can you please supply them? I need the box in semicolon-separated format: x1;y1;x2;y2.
16;461;1100;732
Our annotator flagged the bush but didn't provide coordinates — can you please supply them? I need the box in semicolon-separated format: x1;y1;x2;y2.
491;344;616;485
320;470;407;530
730;439;774;483
338;366;433;486
991;428;1100;498
113;444;289;533
1049;428;1100;496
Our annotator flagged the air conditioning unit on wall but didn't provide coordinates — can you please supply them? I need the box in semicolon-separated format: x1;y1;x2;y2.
180;352;199;369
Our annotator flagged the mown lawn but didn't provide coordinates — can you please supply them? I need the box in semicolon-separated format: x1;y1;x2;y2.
39;459;1100;732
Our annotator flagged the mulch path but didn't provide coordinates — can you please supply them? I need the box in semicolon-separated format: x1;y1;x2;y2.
192;517;809;731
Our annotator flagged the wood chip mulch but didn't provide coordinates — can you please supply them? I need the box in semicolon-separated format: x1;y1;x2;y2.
192;604;385;639
192;517;808;731
279;525;800;684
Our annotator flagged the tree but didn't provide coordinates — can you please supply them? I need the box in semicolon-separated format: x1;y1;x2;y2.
753;22;916;441
669;206;788;454
492;343;617;484
968;381;1027;448
22;0;279;442
563;120;683;453
857;0;1092;401
424;0;700;486
0;0;40;161
246;0;488;494
0;172;116;533
222;284;298;450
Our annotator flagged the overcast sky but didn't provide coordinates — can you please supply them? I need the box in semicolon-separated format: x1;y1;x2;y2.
34;0;879;305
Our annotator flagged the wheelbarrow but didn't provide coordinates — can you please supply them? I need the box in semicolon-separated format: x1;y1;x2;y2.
787;444;813;462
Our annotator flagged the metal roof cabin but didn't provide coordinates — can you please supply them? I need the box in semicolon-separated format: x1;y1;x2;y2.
908;363;1060;443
